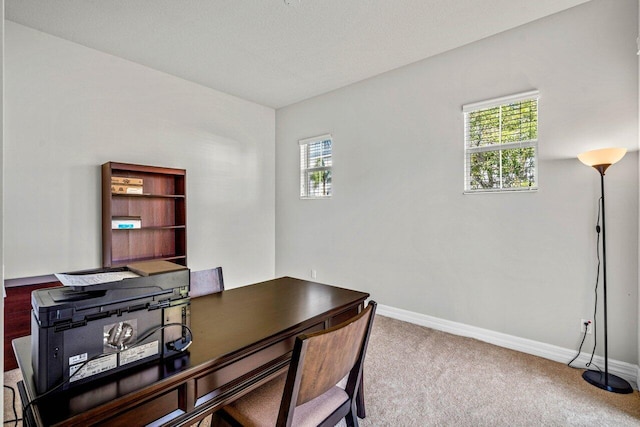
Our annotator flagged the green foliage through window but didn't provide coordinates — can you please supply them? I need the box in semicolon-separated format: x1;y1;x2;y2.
464;93;538;192
300;136;332;198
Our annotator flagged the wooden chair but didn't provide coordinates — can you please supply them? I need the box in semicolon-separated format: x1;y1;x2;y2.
189;267;224;297
214;301;377;427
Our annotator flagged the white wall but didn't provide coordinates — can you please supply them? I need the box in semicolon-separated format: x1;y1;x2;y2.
4;22;276;287
276;0;639;364
1;1;5;419
637;0;640;385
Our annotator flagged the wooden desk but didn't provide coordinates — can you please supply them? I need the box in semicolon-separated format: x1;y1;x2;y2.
14;276;369;426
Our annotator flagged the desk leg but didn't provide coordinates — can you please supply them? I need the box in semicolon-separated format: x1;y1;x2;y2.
356;374;366;419
17;381;35;427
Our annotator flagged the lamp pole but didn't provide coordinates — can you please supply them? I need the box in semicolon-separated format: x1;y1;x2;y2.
597;166;609;384
577;149;632;394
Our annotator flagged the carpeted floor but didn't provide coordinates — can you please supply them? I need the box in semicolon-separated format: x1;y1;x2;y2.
4;315;640;426
359;315;640;426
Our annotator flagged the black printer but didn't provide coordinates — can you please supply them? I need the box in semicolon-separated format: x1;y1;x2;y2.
31;263;190;394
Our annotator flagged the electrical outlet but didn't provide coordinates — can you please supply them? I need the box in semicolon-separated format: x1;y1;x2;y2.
311;269;317;279
581;319;592;334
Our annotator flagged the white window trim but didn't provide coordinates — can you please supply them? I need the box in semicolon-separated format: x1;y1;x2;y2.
462;90;539;113
298;134;332;146
462;91;539;194
299;133;332;199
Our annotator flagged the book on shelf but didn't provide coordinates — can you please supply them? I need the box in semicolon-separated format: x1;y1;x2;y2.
111;184;144;195
126;260;187;276
111;176;144;186
112;216;142;229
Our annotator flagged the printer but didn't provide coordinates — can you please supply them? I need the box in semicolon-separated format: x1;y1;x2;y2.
31;262;190;394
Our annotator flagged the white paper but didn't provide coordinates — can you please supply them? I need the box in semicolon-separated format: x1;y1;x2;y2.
55;271;140;287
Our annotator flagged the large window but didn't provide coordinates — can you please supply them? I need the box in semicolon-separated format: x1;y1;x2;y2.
300;134;332;199
463;91;539;193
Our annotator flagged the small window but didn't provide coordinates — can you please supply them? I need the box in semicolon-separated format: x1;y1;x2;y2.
463;91;539;193
300;134;332;199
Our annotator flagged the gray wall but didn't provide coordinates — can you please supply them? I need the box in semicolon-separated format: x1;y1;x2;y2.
1;0;5;411
4;22;276;287
276;0;639;364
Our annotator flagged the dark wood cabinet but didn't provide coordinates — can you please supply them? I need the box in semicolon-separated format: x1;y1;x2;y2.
4;281;61;371
102;162;187;267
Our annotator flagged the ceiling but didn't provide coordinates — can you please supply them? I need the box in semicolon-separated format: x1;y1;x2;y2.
5;0;590;109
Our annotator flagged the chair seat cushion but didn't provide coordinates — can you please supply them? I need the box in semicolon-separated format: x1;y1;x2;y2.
221;373;349;427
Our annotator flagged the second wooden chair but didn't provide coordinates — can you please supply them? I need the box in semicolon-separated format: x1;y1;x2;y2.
189;266;224;297
213;300;377;427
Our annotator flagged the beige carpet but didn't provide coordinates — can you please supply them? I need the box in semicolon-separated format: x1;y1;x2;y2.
4;315;640;426
359;315;640;426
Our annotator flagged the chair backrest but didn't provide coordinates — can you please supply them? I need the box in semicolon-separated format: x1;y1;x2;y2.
189;267;224;297
277;301;377;426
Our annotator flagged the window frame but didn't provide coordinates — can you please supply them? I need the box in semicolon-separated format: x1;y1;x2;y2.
463;90;539;194
299;134;333;199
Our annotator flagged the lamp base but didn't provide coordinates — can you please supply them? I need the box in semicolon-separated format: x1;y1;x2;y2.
582;370;633;394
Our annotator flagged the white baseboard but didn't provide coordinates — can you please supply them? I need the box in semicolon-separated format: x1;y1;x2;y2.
376;303;638;389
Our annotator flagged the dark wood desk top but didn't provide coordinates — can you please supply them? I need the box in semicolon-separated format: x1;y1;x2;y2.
189;276;368;366
15;276;369;426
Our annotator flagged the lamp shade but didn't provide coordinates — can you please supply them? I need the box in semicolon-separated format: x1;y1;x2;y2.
578;148;627;167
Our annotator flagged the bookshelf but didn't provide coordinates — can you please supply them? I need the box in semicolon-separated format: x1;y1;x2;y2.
102;162;187;267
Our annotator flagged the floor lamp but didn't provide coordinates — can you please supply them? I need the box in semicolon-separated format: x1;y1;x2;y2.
577;147;632;394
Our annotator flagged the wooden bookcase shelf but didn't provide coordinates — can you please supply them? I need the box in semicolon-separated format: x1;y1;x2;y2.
102;162;187;268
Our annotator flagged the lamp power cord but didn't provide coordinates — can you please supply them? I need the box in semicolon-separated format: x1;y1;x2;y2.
568;196;602;373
